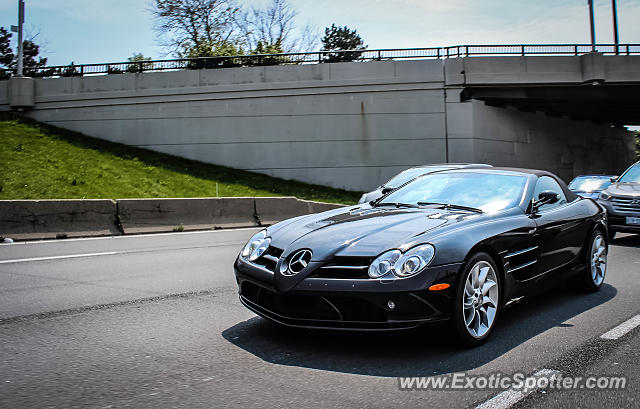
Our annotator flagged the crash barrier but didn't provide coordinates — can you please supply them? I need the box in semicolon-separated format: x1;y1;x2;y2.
0;199;119;241
0;197;344;240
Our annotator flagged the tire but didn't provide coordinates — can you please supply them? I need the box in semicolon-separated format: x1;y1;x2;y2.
577;229;608;292
608;230;616;242
452;252;502;347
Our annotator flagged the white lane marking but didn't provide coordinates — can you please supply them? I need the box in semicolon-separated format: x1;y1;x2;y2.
600;314;640;340
475;369;560;409
5;227;262;245
0;252;117;264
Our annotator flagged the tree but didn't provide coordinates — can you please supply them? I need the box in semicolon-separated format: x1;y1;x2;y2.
241;0;317;55
0;28;14;69
151;0;242;58
0;27;47;77
243;0;291;52
126;52;154;73
321;24;366;62
60;62;80;77
253;39;284;55
152;0;317;63
21;39;47;74
249;39;290;66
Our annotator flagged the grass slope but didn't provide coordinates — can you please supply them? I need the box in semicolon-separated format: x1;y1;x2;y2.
0;114;361;204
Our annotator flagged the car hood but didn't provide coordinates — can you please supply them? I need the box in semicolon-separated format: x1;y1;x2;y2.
605;183;640;197
268;205;483;261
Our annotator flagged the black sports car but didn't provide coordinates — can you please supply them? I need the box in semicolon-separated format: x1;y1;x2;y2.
234;168;608;346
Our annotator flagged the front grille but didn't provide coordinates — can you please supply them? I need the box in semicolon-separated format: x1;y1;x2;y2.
309;256;373;279
252;246;283;272
240;281;387;322
611;197;640;214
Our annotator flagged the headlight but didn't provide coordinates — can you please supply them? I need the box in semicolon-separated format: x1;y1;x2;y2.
599;191;612;200
368;250;401;278
368;244;435;279
395;244;435;277
241;230;271;261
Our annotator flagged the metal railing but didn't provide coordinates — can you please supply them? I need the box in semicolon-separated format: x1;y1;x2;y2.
1;44;639;79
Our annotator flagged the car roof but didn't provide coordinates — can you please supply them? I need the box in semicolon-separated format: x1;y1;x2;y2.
412;163;492;169
571;174;616;178
442;167;551;176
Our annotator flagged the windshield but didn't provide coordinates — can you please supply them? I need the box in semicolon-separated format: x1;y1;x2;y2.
618;164;640;183
380;172;527;213
568;176;612;192
384;167;450;188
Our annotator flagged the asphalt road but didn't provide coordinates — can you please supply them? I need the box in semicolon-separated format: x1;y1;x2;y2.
0;229;639;408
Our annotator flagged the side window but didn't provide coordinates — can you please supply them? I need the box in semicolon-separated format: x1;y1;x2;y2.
533;176;567;211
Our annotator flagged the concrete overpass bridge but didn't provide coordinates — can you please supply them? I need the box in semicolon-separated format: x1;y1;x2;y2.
1;45;639;190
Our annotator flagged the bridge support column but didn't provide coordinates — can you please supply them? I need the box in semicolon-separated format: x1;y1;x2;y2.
581;52;606;83
9;76;34;109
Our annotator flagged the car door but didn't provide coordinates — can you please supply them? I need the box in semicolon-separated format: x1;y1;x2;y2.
532;176;590;277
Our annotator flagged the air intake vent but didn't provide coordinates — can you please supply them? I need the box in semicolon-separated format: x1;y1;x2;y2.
252;246;283;272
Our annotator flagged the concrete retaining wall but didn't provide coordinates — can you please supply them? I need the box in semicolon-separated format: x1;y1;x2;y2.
1;57;637;190
0;60;449;191
0;199;119;240
0;197;344;240
445;99;636;181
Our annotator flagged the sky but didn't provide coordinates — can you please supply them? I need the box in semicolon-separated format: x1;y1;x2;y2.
0;0;638;66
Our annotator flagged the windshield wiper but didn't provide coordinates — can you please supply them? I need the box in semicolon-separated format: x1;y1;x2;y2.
417;202;484;213
375;202;419;209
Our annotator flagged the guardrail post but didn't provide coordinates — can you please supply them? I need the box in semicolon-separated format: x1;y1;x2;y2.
521;45;525;56
574;45;578;55
80;65;84;75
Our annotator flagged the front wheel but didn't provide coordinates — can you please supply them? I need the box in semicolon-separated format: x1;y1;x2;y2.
577;230;607;292
452;253;501;347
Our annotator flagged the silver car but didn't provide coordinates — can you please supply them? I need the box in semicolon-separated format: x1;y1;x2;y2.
597;161;640;240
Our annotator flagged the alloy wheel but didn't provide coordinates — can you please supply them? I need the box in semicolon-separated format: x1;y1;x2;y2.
463;261;499;338
590;233;607;286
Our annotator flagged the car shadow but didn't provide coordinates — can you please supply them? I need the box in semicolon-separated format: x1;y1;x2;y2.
221;283;617;377
611;233;640;248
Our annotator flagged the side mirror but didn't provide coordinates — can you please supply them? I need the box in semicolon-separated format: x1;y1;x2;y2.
538;190;560;205
381;186;394;194
532;190;560;213
610;176;618;183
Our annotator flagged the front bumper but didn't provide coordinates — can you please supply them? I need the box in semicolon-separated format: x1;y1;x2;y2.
597;200;640;234
234;257;462;331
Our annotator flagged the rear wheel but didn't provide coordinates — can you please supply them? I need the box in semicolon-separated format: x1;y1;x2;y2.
452;253;501;347
577;230;607;292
